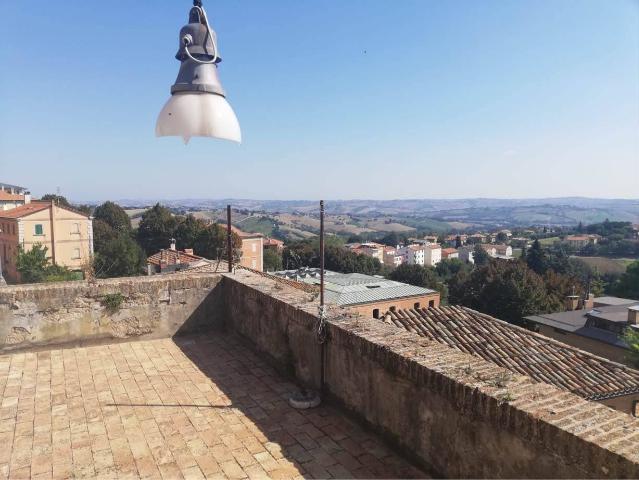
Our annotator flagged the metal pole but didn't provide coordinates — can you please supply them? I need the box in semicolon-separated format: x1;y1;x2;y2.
320;200;325;307
227;205;233;272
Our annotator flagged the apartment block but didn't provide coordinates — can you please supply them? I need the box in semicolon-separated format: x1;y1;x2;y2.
0;201;93;282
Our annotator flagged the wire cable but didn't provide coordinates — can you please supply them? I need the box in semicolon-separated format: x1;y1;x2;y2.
183;6;218;64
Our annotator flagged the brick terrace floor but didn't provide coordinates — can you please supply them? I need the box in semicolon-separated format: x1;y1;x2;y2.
0;334;426;479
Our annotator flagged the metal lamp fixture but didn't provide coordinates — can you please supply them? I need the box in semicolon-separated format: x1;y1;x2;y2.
156;0;241;144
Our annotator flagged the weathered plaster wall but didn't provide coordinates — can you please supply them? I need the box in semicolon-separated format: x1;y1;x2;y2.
223;271;639;479
0;274;224;352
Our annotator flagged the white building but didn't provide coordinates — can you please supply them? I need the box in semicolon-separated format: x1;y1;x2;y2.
495;244;513;258
0;183;30;211
383;246;403;268
398;245;425;266
424;244;442;266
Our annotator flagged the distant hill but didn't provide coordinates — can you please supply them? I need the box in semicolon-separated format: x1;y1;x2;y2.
117;197;639;229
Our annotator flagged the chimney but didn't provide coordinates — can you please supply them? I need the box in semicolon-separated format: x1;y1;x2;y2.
24;192;31;204
169;238;176;251
584;293;594;311
184;248;194;255
628;306;639;325
565;295;579;311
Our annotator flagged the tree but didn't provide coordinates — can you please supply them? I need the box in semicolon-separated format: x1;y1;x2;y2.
473;244;490;266
137;204;178;255
16;244;79;283
174;215;206;250
93;201;131;233
194;224;242;260
496;232;508;243
449;260;553;324
16;245;50;283
614;261;639;299
92;219;119;254
389;263;439;290
40;194;70;207
74;204;93;216
623;327;639;368
92;203;145;279
435;258;469;282
455;236;462;248
94;235;146;278
526;239;548;275
263;249;283;272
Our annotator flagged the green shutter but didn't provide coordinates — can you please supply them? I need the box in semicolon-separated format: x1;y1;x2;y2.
35;224;43;235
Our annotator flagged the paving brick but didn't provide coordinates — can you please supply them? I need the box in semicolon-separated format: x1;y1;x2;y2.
0;336;424;479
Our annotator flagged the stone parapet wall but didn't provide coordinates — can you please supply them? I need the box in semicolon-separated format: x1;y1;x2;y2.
0;274;224;351
1;270;639;477
223;271;639;479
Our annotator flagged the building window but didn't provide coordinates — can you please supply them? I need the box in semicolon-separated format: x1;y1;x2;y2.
72;248;81;260
373;309;380;319
34;224;44;236
428;300;435;308
414;302;420;309
252;243;256;253
71;223;80;234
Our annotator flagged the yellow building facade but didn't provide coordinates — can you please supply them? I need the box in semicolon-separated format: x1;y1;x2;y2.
0;202;93;283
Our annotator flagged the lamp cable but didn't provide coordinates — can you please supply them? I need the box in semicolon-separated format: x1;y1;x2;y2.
183;5;218;64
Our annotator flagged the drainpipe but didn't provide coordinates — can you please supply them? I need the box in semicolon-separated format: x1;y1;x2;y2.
227;205;233;272
49;201;56;265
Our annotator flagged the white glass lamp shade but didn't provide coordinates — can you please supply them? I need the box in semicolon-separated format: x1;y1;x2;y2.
155;92;241;144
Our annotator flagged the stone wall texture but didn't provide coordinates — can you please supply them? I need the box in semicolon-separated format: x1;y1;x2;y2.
0;274;224;351
2;270;639;478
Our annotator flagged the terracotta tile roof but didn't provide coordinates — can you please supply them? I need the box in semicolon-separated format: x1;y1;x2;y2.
0;202;50;219
384;305;639;401
264;237;284;247
230;225;263;239
147;249;204;266
441;248;458;255
0;191;25;201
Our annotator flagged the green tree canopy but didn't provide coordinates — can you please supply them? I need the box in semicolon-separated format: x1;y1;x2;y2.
449;260;553;324
194;224;242;260
435;258;470;282
174;215;207;250
93;201;131;233
92;219;119;254
614;261;639;300
16;245;78;283
137;204;178;255
388;263;439;290
16;245;50;283
472;244;490;266
623;327;639;368
526;239;548;275
40;194;70;207
94;234;146;278
263;248;283;272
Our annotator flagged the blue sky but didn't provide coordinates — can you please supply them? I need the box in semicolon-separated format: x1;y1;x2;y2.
0;0;637;202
